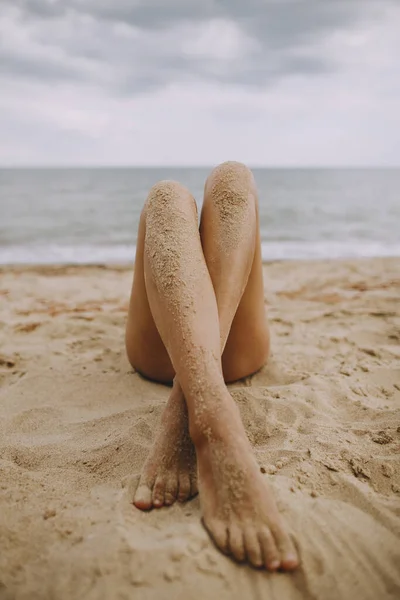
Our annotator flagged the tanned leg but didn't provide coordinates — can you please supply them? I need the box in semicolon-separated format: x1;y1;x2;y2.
127;167;299;571
126;205;197;507
127;163;265;511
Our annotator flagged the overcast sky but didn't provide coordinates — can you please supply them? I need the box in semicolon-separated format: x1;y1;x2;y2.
1;1;399;167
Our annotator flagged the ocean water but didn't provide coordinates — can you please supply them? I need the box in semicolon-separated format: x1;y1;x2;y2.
1;167;399;264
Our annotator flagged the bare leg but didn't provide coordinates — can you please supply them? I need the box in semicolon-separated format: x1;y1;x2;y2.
129;163;268;510
127;166;298;570
126;204;197;506
201;162;270;380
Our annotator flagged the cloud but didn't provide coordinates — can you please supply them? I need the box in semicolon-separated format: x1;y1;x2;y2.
1;0;389;92
0;0;399;165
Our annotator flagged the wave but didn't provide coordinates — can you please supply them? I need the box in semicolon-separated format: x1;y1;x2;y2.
0;245;136;265
260;240;400;260
1;241;400;265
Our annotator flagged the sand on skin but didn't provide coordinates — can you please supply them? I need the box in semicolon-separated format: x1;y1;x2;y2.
0;258;399;600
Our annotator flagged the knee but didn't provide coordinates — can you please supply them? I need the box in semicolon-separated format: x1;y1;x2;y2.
143;180;198;260
145;180;195;215
204;162;257;210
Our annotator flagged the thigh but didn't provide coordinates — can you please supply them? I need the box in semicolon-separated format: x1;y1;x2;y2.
199;163;270;383
221;222;270;383
126;179;269;385
125;207;175;384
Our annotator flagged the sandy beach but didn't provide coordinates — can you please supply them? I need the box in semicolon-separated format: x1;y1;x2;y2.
0;258;399;600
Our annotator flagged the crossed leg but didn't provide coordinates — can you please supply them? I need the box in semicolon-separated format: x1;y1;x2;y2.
125;162;298;571
125;162;268;507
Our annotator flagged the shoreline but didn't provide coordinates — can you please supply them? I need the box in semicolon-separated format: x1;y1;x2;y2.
1;254;399;270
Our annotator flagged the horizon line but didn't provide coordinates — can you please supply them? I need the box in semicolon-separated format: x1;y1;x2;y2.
1;164;399;170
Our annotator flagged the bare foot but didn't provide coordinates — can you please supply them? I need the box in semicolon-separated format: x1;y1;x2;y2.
193;395;299;571
133;384;198;510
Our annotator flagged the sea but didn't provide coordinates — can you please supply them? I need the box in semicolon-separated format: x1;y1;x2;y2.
1;167;399;265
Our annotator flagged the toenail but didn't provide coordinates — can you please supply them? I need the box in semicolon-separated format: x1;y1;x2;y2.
269;560;280;571
287;554;297;561
284;555;299;568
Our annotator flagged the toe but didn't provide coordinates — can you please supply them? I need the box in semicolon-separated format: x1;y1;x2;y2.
152;477;165;508
177;473;191;502
244;527;263;568
133;484;153;510
204;519;229;554
228;524;245;563
271;523;299;571
164;475;178;506
258;527;281;571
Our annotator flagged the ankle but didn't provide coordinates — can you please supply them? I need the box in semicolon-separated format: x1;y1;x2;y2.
160;384;187;425
188;390;241;447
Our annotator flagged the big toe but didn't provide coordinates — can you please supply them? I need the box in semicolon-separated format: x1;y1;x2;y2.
228;524;245;563
133;484;153;510
204;519;229;554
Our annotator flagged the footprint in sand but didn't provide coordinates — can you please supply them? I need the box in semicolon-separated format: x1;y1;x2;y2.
0;354;26;390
